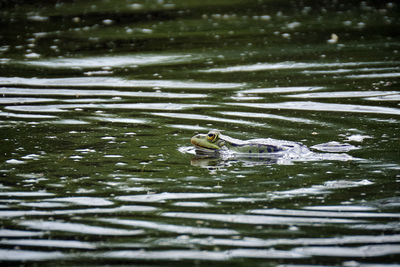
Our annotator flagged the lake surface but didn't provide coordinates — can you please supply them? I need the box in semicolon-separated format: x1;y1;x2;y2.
0;0;399;265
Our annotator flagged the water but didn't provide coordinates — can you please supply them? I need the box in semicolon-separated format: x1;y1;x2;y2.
0;0;399;265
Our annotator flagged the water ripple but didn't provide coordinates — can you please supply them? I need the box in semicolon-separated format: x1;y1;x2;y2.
267;180;373;200
304;205;376;212
0;191;54;197
227;101;400;115
286;91;398;99
45;197;114;206
346;72;400;78
19;220;145;236
0;111;57;119
0;77;244;89
116;192;228;203
0;229;43;237
249;208;400;218
366;94;400;101
99;218;238;235
150;112;265;127
219;111;319;124
0;239;96;249
293;244;400;258
0;205;157;218
311;141;359;152
158;234;400;248
0;88;208;99
6;103;216;113
90;117;147;124
302;66;400;74
97;248;306;261
201;61;398;73
0;97;56;104
17;54;197;69
240;86;325;94
162;212;363;225
0;249;66;261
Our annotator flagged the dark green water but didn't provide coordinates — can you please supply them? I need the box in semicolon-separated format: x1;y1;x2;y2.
0;0;400;265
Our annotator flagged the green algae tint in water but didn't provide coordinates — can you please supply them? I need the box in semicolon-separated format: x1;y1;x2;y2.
0;0;400;265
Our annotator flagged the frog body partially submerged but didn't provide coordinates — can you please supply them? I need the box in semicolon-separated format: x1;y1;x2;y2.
186;130;359;165
190;130;304;155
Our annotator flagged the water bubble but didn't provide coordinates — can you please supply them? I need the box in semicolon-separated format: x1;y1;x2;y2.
356;22;366;29
130;3;143;10
327;33;338;44
287;22;301;29
102;19;114;25
25;52;40;59
302;6;312;15
141;29;153;34
6;159;26;165
27;15;48;22
386;2;395;8
343;20;352;26
260;15;271;21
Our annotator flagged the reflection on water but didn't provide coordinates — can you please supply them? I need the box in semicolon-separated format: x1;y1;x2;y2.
0;0;399;265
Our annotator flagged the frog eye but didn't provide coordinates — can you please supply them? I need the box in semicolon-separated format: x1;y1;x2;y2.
207;131;220;143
